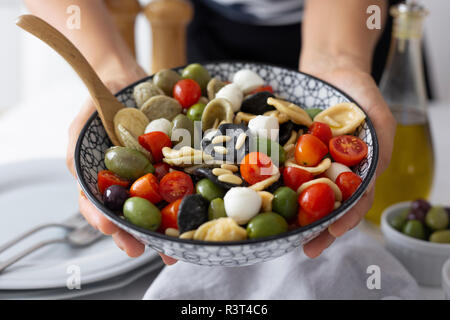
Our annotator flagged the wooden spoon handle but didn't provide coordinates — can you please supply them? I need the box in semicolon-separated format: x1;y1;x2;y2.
16;14;122;146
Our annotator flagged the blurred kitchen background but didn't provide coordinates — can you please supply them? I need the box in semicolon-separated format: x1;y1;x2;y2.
0;0;449;299
0;0;449;165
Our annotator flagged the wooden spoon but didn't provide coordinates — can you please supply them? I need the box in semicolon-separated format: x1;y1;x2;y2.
16;14;123;146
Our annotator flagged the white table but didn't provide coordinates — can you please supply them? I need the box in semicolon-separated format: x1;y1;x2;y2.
0;96;448;299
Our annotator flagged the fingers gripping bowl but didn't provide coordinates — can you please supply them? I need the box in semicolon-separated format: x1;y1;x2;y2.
75;62;378;266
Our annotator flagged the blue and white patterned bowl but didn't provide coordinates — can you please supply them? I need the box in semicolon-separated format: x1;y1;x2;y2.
75;62;378;266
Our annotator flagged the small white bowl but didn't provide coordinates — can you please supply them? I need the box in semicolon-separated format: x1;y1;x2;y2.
381;201;450;286
443;259;450;299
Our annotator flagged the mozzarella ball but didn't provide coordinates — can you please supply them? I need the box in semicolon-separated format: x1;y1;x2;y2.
215;83;243;112
324;162;352;182
232;69;264;94
224;187;262;225
144;118;172;137
248;115;279;141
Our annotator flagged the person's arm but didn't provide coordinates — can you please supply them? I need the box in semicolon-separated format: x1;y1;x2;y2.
24;1;177;264
24;0;141;81
300;0;387;75
299;0;396;258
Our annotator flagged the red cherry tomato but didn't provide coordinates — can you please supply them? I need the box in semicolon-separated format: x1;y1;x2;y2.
240;152;274;185
159;199;182;232
153;162;171;181
129;173;162;204
308;122;333;145
329;135;368;167
294;134;328;167
298;209;316;227
97;170;130;194
138;131;172;163
159;171;194;203
248;85;274;95
282;166;314;191
298;183;335;226
173;79;201;108
336;172;362;201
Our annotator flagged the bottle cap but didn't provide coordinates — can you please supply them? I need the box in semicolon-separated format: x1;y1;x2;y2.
391;1;428;39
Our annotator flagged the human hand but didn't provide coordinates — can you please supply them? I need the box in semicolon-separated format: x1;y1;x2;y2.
299;57;396;258
66;68;178;266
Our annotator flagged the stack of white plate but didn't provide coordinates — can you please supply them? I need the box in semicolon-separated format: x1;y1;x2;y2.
0;159;163;299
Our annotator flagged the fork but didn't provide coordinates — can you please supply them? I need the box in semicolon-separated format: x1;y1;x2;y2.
0;213;87;255
0;223;104;273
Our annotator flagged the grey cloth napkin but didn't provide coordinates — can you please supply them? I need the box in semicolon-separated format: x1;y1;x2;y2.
143;229;421;300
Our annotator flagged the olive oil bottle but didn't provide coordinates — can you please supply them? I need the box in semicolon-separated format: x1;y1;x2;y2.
366;1;434;224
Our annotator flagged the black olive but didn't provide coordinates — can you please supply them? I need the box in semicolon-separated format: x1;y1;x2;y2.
202;123;252;163
103;185;129;211
193;167;249;190
177;194;209;234
241;92;275;115
278;121;295;146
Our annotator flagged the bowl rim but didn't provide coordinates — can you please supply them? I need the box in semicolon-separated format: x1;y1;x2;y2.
443;258;450;291
75;60;379;246
381;201;450;251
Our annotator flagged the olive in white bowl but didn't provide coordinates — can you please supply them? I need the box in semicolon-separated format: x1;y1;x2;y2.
381;201;450;286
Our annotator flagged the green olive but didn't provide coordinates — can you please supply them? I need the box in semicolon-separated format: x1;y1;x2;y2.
181;63;211;94
247;212;288;239
272;187;298;221
153;69;182;96
429;230;450;244
123;197;161;231
425;206;449;231
196;178;226;202
171;114;195;147
208;198;227;220
104;146;154;180
390;209;409;231
254;137;286;166
402;220;426;240
186;103;206;122
305;108;322;120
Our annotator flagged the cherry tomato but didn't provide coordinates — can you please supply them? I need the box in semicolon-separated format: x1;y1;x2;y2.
159;199;182;232
138;131;172;163
298;209;315;227
282;166;314;191
173;79;201;108
159;171;194;203
336;172;362;201
294;134;328;167
153;162;171;181
308;122;333;145
248;85;274;95
240;152;274;185
329;135;368;167
129;173;162;204
298;183;335;226
97;170;130;194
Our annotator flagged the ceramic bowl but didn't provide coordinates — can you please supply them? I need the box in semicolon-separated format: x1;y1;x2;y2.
442;258;450;299
381;201;450;286
75;61;378;266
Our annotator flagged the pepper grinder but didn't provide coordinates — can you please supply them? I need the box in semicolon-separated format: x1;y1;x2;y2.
144;0;193;73
104;0;141;57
